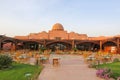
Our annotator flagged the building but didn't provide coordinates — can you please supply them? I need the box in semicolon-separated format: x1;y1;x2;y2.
15;23;88;40
0;23;120;53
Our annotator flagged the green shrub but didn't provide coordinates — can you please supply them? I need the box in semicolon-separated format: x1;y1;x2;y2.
113;58;119;62
39;47;47;52
88;62;97;68
0;54;12;69
72;47;78;52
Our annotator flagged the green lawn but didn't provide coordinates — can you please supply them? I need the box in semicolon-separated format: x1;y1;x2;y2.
97;62;120;79
0;63;43;80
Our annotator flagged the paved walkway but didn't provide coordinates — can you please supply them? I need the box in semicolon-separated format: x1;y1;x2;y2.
38;54;100;80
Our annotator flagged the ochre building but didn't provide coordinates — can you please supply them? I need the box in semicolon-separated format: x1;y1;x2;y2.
15;23;87;40
0;23;120;53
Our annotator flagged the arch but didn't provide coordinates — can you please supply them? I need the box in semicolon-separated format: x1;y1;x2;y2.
76;41;100;51
102;41;117;48
46;41;72;51
102;41;117;46
23;41;43;50
102;41;117;53
23;41;39;44
76;41;99;45
1;38;16;43
23;40;44;45
46;41;72;46
1;38;16;51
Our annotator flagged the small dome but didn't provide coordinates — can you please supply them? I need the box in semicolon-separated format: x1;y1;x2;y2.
52;23;64;31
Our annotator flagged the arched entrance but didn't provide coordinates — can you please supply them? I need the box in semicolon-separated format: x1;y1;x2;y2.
46;41;72;51
1;39;16;51
76;42;100;51
103;41;117;53
23;41;42;50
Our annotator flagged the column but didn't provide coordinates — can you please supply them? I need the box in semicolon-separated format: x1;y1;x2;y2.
117;38;120;49
100;40;102;51
43;40;46;48
14;42;18;50
72;40;75;49
0;38;1;50
0;42;1;50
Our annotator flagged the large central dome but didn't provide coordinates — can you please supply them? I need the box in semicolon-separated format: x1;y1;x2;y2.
52;23;64;31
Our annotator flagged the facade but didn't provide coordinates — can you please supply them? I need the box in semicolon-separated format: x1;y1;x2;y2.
0;23;120;53
15;23;87;40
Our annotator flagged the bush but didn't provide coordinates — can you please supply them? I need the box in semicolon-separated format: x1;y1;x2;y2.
39;47;47;52
113;58;119;62
88;62;97;68
72;47;78;52
96;68;113;80
0;54;12;69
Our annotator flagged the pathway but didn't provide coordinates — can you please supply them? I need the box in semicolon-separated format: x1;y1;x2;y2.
38;54;100;80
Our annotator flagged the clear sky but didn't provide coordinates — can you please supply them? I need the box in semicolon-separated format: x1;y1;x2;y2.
0;0;120;37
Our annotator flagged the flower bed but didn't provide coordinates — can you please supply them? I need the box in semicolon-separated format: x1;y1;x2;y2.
96;68;112;80
96;62;120;79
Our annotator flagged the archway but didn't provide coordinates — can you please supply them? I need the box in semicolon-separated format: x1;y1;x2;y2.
46;41;72;51
103;41;117;53
76;42;100;51
23;41;41;50
1;39;16;51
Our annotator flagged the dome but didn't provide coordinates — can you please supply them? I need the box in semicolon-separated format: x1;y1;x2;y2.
52;23;64;31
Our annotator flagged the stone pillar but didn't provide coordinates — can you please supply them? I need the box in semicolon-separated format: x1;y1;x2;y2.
0;42;1;50
72;40;75;49
117;38;120;49
0;39;2;50
15;42;18;50
100;40;102;51
43;40;46;48
116;38;120;54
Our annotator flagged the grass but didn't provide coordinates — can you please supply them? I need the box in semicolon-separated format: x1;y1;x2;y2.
97;62;120;79
0;63;43;80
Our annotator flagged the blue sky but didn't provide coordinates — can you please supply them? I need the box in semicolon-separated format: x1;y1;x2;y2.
0;0;120;37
